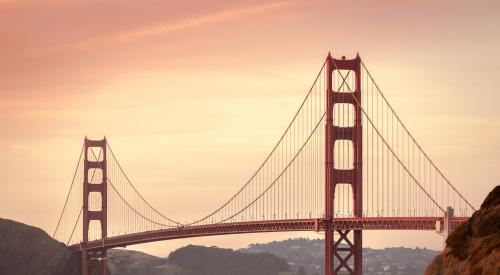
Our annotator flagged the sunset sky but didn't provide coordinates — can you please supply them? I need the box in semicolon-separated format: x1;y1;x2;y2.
1;0;499;256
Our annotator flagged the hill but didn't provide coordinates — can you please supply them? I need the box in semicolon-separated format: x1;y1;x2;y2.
0;218;80;275
109;246;291;275
107;249;175;275
241;238;439;275
167;245;290;275
425;185;500;274
0;218;290;275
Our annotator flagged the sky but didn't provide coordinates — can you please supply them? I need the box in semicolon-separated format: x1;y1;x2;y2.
1;0;499;256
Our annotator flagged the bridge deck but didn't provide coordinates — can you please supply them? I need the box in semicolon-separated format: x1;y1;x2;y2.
78;217;468;251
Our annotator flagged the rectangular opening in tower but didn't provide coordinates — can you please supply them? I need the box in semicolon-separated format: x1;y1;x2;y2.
334;184;354;217
87;147;104;161
333;103;355;127
333;69;355;93
88;168;103;184
89;192;102;211
88;220;102;241
334;140;354;170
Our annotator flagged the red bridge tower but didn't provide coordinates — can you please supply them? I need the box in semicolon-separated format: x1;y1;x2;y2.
82;138;108;275
324;54;363;275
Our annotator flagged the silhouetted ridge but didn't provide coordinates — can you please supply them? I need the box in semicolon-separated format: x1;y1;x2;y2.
0;218;80;275
167;245;290;275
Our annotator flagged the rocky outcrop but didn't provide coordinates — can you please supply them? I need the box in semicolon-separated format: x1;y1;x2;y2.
425;185;500;275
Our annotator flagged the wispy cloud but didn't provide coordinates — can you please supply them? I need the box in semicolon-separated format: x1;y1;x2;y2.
72;1;294;50
7;143;31;149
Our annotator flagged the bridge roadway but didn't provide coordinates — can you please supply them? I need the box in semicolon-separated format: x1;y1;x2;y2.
77;216;468;251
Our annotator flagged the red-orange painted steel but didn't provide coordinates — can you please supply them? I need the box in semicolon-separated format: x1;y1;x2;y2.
325;54;363;275
324;53;335;275
83;138;108;275
75;217;468;251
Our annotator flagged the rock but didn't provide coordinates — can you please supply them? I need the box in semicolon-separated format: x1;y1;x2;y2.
425;185;500;275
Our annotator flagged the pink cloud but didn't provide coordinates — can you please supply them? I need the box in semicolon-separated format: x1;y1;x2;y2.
51;1;294;53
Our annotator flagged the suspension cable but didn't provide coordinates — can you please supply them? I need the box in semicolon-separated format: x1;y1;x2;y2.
185;61;327;226
215;112;326;224
106;142;183;225
361;61;475;211
52;145;84;238
331;60;445;213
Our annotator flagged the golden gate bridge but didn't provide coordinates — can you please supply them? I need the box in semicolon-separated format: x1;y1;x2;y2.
53;53;474;275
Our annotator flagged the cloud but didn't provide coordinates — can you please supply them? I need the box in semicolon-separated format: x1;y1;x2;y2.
71;1;294;51
7;143;31;149
0;0;297;96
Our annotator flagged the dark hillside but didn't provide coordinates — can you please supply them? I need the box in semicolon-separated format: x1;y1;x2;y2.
0;218;80;275
0;218;291;275
425;185;500;274
167;245;291;275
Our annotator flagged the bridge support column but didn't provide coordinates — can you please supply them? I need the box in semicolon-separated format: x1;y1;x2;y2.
442;207;454;248
82;137;108;275
81;244;88;275
325;54;363;275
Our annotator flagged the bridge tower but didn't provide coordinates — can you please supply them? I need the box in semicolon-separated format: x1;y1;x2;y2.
324;54;363;275
82;137;108;275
